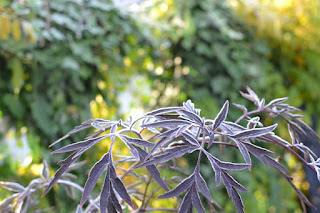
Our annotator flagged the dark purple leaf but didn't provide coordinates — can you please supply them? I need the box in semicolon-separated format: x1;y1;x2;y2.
221;171;247;193
71;143;98;160
175;124;192;137
134;146;169;191
219;123;235;135
110;124;117;133
195;172;213;203
111;178;134;208
80;153;110;206
287;124;298;144
146;165;169;191
108;162;133;208
108;157;118;180
287;178;315;208
51;135;109;154
231;187;245;213
208;152;250;171
110;188;122;213
277;104;301;112
243;142;274;156
223;121;246;131
42;151;80;197
265;156;290;174
141;120;191;129
208;133;215;148
241;86;259;104
154;114;181;121
265;97;288;107
91;121;106;131
204;152;221;186
155;127;180;139
110;124;118;141
294;119;320;141
181;132;200;146
178;189;193;213
120;135;154;148
100;170;111;213
178;109;203;125
144;107;182;116
49;123;92;147
183;100;195;112
85;129;104;140
203;127;211;138
213;100;229;130
243;142;274;166
147;137;175;158
107;197;117;213
158;174;195;199
232;103;247;114
124;142;140;160
230;124;277;139
191;184;205;213
234;140;251;166
136;146;198;169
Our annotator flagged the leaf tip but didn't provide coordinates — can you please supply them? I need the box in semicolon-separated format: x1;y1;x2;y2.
41;191;47;198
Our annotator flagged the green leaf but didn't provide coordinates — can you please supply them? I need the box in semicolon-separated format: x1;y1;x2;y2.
2;94;25;119
10;57;24;94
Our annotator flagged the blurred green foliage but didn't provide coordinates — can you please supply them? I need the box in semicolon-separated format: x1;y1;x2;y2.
0;0;318;212
0;0;157;211
229;0;320;124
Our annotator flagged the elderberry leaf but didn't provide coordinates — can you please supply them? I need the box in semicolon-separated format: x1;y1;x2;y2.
178;109;203;125
133;146;169;191
158;174;195;199
108;161;134;208
119;135;154;148
230;124;277;139
265;156;290;174
195;172;213;203
100;166;111;213
230;187;245;213
136;145;198;169
144;107;182;116
178;188;193;213
141;120;192;129
213;100;229;130
43;151;81;197
181;132;200;146
49;122;92;147
80;152;110;206
190;184;205;213
51;135;110;154
234;140;251;166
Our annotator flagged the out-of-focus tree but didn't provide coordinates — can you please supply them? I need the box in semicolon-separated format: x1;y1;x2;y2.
228;0;320;123
0;0;157;210
0;0;155;147
132;0;272;119
130;0;317;212
228;1;320;211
